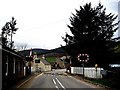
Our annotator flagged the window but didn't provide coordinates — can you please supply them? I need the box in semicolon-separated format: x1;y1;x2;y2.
13;58;15;74
5;56;8;76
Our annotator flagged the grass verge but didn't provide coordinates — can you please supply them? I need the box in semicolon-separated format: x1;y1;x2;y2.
46;57;56;63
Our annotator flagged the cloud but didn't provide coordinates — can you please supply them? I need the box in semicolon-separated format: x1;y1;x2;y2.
0;0;119;49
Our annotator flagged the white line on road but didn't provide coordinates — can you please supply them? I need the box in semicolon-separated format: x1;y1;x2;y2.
55;85;59;90
35;73;43;79
17;73;43;88
52;79;56;85
52;79;59;90
17;76;33;88
55;78;65;90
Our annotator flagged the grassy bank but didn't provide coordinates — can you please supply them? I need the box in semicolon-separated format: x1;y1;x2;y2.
46;57;56;63
87;78;112;87
86;77;119;90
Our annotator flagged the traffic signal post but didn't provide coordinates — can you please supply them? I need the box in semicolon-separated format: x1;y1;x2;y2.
78;54;89;77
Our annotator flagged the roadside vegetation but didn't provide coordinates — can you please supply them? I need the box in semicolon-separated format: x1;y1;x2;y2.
46;57;56;63
87;75;120;90
62;2;119;69
87;78;113;88
1;17;18;49
62;2;120;90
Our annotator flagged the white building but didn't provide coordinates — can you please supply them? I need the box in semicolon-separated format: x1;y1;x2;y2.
31;54;51;72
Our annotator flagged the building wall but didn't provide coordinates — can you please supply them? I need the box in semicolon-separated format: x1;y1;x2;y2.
56;57;65;68
31;59;51;72
2;47;25;89
118;1;120;37
44;64;51;71
31;61;36;72
38;61;51;72
0;42;2;90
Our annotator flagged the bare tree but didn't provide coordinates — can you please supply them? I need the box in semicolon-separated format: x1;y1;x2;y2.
14;42;28;51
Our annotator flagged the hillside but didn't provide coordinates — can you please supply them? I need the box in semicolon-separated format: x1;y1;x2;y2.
18;47;66;56
19;48;50;56
51;47;66;53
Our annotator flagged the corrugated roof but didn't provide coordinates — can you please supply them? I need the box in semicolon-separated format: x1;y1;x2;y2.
41;59;51;65
60;56;70;60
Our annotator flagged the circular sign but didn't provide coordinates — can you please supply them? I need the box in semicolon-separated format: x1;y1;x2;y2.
77;54;89;62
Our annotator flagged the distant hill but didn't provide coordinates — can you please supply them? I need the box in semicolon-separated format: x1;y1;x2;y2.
19;48;50;56
51;47;66;53
18;47;66;56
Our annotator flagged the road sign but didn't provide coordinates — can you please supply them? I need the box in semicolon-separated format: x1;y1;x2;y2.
35;59;40;63
77;53;89;77
77;54;89;61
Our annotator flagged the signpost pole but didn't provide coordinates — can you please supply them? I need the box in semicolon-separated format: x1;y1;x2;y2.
95;64;98;79
83;61;84;77
78;54;89;78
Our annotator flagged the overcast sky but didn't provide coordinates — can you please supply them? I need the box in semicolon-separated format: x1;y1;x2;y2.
0;0;119;50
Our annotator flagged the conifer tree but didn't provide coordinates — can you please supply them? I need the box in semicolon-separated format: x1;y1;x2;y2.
62;3;119;68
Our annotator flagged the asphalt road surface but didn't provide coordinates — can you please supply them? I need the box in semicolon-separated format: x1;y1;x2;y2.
15;69;106;90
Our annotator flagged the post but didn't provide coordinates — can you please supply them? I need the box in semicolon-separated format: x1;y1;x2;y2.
82;61;84;77
96;67;97;79
78;54;89;78
36;63;38;72
95;64;98;79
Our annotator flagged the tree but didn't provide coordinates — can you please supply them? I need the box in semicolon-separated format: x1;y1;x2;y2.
14;42;28;51
1;22;10;46
62;3;119;68
1;17;18;48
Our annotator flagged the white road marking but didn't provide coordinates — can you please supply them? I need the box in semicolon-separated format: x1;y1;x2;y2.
55;78;65;89
55;85;59;90
52;79;56;85
35;73;43;79
53;79;59;90
17;76;33;88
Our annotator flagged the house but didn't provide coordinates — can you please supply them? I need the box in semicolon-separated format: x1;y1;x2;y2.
31;54;51;72
55;56;70;69
19;47;68;70
39;59;51;72
31;58;51;72
2;44;25;89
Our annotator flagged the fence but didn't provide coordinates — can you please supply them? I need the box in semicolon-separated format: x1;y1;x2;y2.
71;67;103;79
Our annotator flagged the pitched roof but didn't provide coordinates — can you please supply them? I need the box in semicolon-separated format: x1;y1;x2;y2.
41;59;51;65
60;56;70;60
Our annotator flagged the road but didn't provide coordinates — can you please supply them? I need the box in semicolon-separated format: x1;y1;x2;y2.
15;69;106;90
